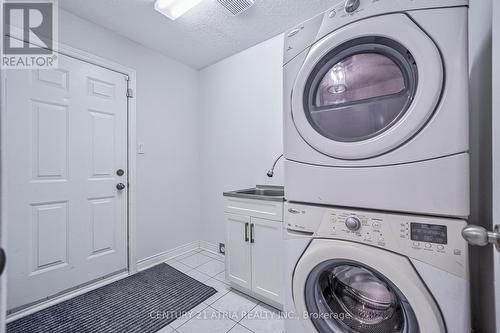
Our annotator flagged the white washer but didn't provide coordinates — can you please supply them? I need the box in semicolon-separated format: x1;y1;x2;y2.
283;202;470;333
283;0;470;218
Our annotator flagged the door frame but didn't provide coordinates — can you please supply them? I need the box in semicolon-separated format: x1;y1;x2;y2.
0;4;5;331
0;26;138;315
492;0;500;330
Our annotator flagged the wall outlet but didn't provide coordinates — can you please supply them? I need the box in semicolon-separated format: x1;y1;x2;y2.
219;243;226;255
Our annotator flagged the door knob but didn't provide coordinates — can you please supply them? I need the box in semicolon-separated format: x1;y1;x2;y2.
462;225;500;251
0;248;6;276
116;183;126;190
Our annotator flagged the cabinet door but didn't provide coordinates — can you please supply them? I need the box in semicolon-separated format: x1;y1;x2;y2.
225;213;252;290
250;217;283;305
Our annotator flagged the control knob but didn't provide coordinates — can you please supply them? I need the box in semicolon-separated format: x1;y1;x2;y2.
345;216;361;231
345;0;360;13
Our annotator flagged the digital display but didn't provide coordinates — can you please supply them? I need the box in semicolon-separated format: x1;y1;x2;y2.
410;223;447;244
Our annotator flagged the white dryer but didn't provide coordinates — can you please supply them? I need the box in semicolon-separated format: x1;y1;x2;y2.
283;202;470;333
283;0;470;217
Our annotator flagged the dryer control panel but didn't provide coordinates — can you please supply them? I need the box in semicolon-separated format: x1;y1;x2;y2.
283;0;468;64
285;203;468;279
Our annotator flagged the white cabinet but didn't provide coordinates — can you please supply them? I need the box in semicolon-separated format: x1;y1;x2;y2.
225;213;252;290
250;217;283;305
224;197;284;309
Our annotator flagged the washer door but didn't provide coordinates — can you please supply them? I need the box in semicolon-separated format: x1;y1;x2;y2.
291;14;443;160
293;239;445;333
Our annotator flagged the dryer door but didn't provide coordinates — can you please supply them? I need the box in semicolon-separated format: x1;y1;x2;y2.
291;14;443;160
293;239;445;333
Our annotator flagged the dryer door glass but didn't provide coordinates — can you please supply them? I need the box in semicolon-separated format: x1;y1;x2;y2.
304;37;418;143
316;54;405;106
305;260;419;333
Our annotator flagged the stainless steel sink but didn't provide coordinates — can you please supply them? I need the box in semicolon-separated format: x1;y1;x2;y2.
223;185;285;202
236;188;284;197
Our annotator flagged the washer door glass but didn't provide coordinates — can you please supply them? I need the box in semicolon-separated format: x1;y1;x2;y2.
304;37;418;143
305;260;419;333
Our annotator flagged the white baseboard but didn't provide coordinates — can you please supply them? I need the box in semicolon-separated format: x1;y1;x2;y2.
136;241;200;271
199;240;221;254
199;240;225;260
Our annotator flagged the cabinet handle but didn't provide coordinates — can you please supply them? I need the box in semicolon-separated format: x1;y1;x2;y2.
250;224;255;243
245;223;249;242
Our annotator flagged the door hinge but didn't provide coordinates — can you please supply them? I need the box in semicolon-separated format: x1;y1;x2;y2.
126;88;134;98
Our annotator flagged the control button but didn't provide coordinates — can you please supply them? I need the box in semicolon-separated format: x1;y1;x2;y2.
345;0;360;13
287;28;300;37
437;245;444;250
425;243;432;249
372;222;381;229
413;241;420;247
328;9;337;18
345;216;362;231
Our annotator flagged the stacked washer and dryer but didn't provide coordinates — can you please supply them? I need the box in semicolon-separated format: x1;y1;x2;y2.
282;1;470;332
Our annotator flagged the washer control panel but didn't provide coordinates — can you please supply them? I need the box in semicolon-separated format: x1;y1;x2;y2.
285;203;468;278
325;211;389;247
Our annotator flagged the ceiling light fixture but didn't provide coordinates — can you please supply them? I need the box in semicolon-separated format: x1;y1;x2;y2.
154;0;204;20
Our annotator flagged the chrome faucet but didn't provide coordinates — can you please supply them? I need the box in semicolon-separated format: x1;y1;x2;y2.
267;154;284;178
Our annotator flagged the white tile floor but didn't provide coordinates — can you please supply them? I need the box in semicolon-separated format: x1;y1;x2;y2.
158;249;284;333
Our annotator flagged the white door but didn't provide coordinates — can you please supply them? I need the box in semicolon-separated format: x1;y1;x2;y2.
225;213;251;290
5;52;128;311
250;217;283;305
493;0;500;330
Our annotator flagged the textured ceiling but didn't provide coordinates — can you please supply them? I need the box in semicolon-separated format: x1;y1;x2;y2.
58;0;334;69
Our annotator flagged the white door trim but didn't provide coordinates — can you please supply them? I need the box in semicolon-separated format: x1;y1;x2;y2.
0;1;6;328
1;28;138;282
492;0;500;330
